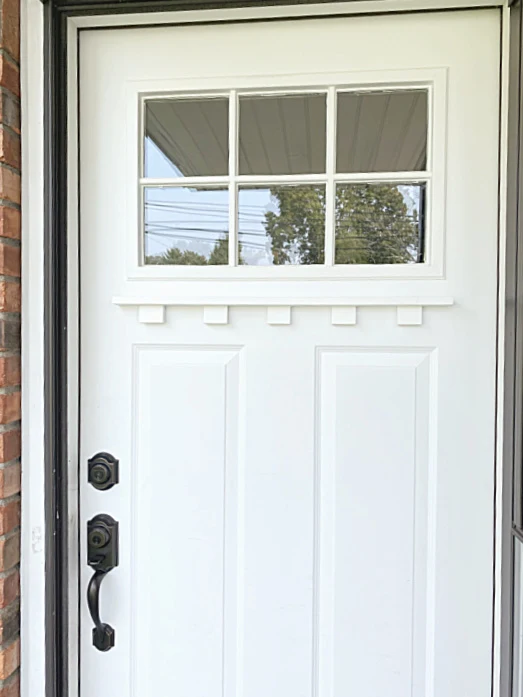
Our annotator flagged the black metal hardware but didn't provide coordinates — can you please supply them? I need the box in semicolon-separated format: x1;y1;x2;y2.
87;514;119;651
88;452;119;491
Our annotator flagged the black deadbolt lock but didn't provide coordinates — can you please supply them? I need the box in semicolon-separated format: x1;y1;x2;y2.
88;452;119;491
87;514;119;651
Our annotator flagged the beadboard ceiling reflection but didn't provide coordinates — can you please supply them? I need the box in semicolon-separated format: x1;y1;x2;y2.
144;89;428;177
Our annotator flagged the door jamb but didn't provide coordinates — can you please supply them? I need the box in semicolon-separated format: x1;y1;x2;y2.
21;2;513;697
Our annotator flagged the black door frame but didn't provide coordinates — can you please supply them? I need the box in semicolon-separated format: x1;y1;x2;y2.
503;2;523;695
40;2;519;696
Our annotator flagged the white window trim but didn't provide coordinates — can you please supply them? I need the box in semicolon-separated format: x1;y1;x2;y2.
127;69;445;283
20;4;509;697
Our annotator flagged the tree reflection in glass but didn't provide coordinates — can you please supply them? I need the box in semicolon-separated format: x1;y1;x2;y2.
238;186;325;266
334;183;424;264
238;183;424;266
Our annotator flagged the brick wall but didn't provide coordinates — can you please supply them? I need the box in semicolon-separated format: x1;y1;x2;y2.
0;0;21;695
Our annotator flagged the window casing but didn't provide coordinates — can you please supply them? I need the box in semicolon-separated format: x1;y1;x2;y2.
133;73;446;281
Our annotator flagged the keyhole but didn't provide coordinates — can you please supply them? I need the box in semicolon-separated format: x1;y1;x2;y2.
88;526;110;549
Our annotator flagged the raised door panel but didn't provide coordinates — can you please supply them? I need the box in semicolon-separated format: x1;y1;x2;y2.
317;349;433;697
132;347;241;695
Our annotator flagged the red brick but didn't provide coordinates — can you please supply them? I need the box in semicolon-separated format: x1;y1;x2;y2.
0;394;19;425
0;535;18;573
0;606;18;646
0;358;19;388
0;672;18;697
0;95;18;138
0;130;18;172
0;502;19;537
0;58;18;99
0;436;19;468
0;283;19;312
0;209;19;241
0;246;18;278
0;538;17;574
0;464;21;499
0;638;18;680
0;321;18;352
0;170;19;207
0;0;19;63
0;570;18;610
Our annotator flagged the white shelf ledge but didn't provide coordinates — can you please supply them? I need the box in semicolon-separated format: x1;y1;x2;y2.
113;296;454;326
113;296;454;308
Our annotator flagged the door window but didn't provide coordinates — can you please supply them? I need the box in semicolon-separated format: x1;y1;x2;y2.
142;88;430;267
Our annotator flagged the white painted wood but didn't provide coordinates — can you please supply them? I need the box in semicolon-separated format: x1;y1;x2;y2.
78;11;501;697
70;0;506;31
133;347;241;694
203;305;229;325
331;306;357;325
141;170;432;186
397;305;423;325
138;305;165;324
317;349;433;696
324;86;336;266
66;17;81;697
114;296;454;308
228;91;238;266
266;306;291;325
20;4;47;697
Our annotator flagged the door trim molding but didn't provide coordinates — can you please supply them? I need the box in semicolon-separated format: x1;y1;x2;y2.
500;2;523;694
40;0;507;13
20;3;512;697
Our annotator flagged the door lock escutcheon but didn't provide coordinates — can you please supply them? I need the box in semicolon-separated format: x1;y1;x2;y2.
87;514;119;651
88;452;119;491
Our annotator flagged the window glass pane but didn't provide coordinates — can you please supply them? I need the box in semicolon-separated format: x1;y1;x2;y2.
335;183;425;265
144;187;229;265
239;94;326;175
144;98;229;178
337;90;428;173
238;185;325;266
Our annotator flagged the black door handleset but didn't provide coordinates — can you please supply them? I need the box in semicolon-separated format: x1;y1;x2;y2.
87;452;119;652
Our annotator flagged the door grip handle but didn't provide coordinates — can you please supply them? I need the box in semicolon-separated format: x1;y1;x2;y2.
87;514;119;651
87;569;115;651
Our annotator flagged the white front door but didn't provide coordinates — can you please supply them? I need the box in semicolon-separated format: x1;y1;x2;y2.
79;9;501;697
